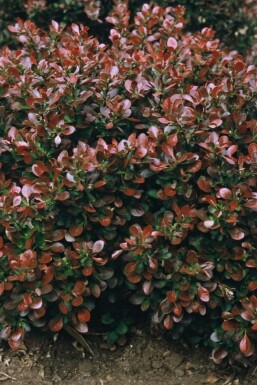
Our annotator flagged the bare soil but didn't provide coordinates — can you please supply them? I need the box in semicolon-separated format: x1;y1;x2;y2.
0;330;257;385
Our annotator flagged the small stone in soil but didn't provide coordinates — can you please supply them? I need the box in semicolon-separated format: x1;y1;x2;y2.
152;360;164;369
174;367;185;377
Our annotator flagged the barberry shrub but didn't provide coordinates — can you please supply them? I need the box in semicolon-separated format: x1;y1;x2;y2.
0;0;256;59
1;2;257;365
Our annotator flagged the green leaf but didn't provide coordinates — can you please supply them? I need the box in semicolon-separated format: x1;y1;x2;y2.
116;322;128;336
101;313;115;325
106;331;119;345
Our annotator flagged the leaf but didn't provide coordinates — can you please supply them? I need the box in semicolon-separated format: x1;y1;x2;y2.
211;348;228;364
167;37;178;50
160;298;173;314
32;162;48;177
167;291;177;302
198;286;210;302
219;188;232;199
69;224;84;237
49;317;63;332
229;228;245;241
116;322;128;336
202;374;219;384
239;333;251;356
222;319;240;332
73;321;88;334
92;240;104;254
78;309;91;323
203;220;214;229
163;315;174;329
106;331;119;345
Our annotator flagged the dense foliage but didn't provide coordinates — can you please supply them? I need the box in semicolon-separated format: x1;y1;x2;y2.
0;0;256;58
1;2;257;365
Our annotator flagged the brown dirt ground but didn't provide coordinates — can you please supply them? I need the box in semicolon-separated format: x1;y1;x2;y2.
0;330;257;385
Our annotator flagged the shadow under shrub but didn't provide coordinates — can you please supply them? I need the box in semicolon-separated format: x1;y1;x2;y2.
1;2;257;365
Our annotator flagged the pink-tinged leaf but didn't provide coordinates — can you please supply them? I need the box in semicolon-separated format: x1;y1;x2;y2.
198;286;210;302
92;240;104;254
229;228;245;240
66;172;76;183
51;20;60;33
209;119;222;128
0;325;11;340
219;188;232;199
110;66;119;77
167;37;178;50
124;80;132;93
163;315;174;329
203;220;214;229
212;348;228;364
13;196;22;207
73;321;88;334
142;281;153;295
111;250;123;259
239;333;251;356
241;311;253;322
71;24;80;35
55;135;61;146
21;185;32;200
63;126;75;135
8;127;18;141
30;297;43;310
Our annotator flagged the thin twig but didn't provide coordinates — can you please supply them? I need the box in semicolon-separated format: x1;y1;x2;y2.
63;325;94;356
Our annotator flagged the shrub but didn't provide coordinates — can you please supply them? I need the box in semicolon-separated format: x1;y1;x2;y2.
1;2;257;365
0;0;256;58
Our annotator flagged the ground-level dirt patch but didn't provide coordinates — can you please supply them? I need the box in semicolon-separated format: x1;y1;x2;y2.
0;330;257;385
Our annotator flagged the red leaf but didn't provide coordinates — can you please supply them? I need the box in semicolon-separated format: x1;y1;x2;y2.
69;224;84;237
32;162;48;177
49;317;63;332
249;281;257;291
167;291;177;303
73;281;86;295
198;286;210;302
78;309;91;323
222;319;240;332
72;295;83;307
